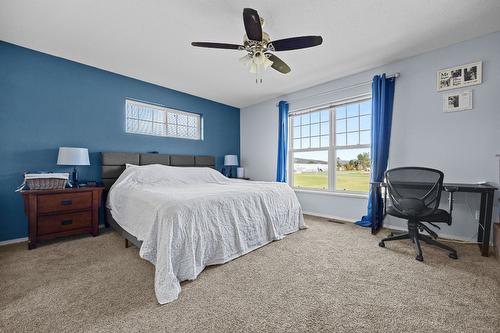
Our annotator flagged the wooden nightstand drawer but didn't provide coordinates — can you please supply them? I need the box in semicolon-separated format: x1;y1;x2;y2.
21;187;104;249
38;192;92;214
38;211;92;235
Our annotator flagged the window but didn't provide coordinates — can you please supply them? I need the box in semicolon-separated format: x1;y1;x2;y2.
290;97;371;193
125;99;202;140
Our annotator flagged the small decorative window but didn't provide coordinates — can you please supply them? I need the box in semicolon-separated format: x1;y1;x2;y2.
125;99;202;140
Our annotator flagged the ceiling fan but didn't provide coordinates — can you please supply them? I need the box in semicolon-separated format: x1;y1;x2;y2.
191;8;323;82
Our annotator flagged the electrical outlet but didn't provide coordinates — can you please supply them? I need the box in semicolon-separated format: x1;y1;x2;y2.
475;210;480;220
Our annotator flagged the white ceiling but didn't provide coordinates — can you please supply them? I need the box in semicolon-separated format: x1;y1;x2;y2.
1;0;500;108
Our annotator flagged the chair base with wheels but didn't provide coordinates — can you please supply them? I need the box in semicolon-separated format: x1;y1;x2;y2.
378;218;458;261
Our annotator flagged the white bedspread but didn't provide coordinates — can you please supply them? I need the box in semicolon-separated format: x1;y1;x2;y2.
107;164;305;304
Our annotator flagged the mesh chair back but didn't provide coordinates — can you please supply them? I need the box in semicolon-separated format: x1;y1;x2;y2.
385;167;444;217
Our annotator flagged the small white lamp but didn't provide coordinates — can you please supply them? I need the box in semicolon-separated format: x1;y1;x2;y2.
224;155;238;178
57;147;90;187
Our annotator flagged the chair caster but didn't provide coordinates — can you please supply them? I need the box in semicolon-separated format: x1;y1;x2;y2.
448;252;458;259
378;241;385;248
389;232;394;237
415;255;424;262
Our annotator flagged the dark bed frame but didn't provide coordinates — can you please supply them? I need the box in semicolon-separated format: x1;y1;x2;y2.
101;152;216;248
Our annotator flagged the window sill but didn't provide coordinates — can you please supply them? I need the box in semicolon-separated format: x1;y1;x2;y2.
293;188;368;199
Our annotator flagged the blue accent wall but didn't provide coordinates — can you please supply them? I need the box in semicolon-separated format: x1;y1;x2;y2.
0;41;240;242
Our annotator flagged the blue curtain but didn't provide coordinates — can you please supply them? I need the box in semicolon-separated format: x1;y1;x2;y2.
276;101;289;182
355;74;395;233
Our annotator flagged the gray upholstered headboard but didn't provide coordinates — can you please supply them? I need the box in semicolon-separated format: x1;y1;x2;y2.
101;152;215;191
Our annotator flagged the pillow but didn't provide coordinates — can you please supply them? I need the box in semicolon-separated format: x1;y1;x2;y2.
125;163;138;169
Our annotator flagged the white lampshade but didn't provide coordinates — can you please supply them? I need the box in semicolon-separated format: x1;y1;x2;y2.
57;147;90;166
224;155;238;166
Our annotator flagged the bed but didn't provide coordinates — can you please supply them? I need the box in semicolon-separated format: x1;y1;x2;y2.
101;152;305;304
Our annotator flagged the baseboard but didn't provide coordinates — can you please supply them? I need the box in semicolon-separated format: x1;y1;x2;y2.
303;211;486;244
302;211;356;223
0;237;28;246
0;224;106;247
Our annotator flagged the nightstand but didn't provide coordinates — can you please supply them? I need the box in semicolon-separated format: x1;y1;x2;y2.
20;187;104;249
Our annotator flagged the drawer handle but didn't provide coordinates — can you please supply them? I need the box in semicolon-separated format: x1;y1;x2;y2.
61;220;73;226
61;200;73;206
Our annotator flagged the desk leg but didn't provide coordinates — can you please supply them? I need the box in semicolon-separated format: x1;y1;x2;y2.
477;193;486;250
480;191;494;257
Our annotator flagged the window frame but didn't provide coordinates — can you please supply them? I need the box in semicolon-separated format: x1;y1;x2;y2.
125;99;203;140
288;94;372;194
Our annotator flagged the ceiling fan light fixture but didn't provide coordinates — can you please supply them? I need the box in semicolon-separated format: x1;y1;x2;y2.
239;54;252;66
249;62;257;74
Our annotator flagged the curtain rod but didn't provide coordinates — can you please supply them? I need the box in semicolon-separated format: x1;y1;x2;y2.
275;72;400;107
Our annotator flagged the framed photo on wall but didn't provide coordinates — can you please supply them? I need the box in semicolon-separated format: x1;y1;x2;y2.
437;61;482;91
443;89;473;112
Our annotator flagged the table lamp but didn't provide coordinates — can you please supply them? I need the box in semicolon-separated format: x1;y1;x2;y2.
57;147;90;187
224;155;238;178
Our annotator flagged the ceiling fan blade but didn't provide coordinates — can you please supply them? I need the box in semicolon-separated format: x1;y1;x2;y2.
243;8;262;41
191;42;243;50
268;54;291;74
268;36;323;51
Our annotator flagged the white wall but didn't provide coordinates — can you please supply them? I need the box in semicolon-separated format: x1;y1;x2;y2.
241;31;500;241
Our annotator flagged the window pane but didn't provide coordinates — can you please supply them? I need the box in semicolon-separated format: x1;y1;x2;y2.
138;120;152;133
360;130;371;145
360;115;371;130
320;122;329;135
293;116;301;126
346;103;359;118
301;137;310;149
126;119;138;132
346;117;359;132
310;112;320;123
177;125;188;137
127;104;138;118
311;123;320;136
320;135;329;147
301;113;310;125
360;100;371;115
177;114;188;126
167;113;177;124
336;119;346;133
311;136;320;148
293;151;328;190
188;116;197;127
138;108;152;121
167;124;176;136
347;132;359;145
187;126;198;139
152;110;165;122
301;125;310;137
293;138;301;149
336;133;346;146
293;126;301;139
336;148;370;192
320;110;329;122
152;123;166;136
336;106;346;119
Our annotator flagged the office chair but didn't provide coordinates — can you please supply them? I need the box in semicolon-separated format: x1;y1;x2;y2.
378;167;458;262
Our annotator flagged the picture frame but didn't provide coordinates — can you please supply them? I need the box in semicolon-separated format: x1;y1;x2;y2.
437;61;482;91
443;89;473;113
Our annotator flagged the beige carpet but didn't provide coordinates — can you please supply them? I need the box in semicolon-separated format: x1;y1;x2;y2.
1;216;499;333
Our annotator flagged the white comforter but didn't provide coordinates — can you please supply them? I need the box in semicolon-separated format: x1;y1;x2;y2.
107;164;305;304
